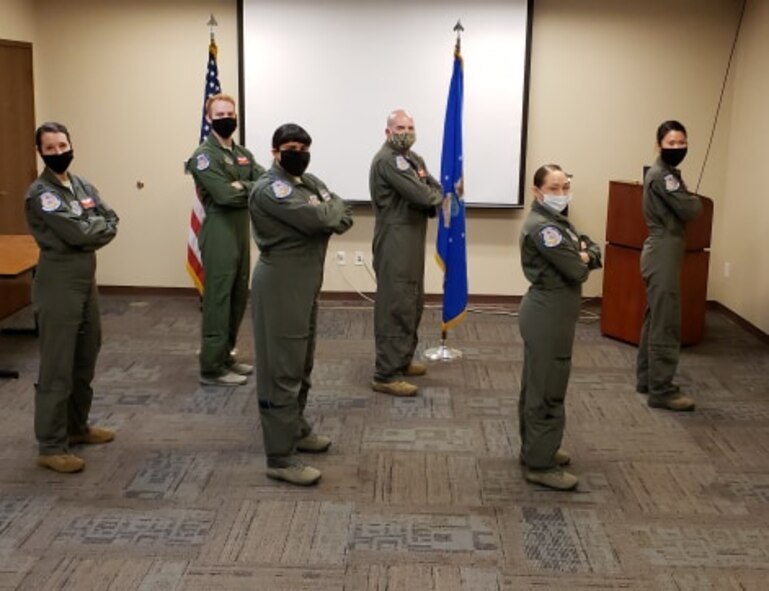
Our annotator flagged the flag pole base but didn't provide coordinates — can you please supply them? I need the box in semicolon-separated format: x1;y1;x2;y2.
423;342;463;362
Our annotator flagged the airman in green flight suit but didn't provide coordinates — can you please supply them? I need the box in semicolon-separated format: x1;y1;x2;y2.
249;123;353;486
187;93;265;386
518;164;602;491
636;120;702;412
25;122;119;474
369;109;444;397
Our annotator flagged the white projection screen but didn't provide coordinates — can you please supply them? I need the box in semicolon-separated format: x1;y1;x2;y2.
240;0;531;207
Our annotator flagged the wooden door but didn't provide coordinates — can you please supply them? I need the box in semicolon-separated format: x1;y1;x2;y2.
0;39;36;321
0;39;36;235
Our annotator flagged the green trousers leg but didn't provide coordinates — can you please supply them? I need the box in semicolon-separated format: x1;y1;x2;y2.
636;260;681;396
68;284;101;436
374;279;422;382
252;266;318;468
199;213;249;377
518;290;578;470
296;301;318;439
34;279;99;455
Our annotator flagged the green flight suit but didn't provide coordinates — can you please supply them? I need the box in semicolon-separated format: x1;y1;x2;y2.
369;142;443;382
518;200;601;470
25;168;119;455
636;157;702;397
187;134;265;378
249;165;353;468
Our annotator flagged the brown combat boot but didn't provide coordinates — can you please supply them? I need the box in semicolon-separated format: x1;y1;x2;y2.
69;426;115;445
648;393;695;412
525;467;579;491
371;380;418;397
37;453;85;473
404;362;427;377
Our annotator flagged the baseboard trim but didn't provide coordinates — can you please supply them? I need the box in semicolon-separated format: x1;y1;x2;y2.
708;301;769;345
95;287;767;343
97;286;522;306
99;285;200;297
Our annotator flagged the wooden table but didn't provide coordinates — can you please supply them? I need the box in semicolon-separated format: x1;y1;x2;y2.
0;234;39;378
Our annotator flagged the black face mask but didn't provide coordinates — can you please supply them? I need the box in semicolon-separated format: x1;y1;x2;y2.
211;117;237;139
42;150;74;174
660;147;687;167
280;150;310;176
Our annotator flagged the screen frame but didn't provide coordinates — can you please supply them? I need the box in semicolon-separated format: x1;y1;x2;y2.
236;0;533;209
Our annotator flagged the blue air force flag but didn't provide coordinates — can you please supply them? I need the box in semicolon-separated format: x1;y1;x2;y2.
435;40;468;331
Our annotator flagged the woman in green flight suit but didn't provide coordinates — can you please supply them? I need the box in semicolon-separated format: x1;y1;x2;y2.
636;120;702;411
25;122;119;474
249;124;353;487
518;164;602;491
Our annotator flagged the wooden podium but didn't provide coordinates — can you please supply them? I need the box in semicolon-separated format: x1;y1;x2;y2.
600;181;713;346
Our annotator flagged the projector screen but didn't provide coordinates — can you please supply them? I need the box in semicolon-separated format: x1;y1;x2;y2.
239;0;531;207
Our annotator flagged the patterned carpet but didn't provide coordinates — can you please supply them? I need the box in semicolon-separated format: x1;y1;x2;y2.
1;294;768;590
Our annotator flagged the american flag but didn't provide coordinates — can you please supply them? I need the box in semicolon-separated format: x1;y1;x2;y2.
186;38;221;294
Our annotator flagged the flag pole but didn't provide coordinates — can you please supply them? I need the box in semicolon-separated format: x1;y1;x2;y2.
424;20;465;363
207;13;218;40
424;329;463;361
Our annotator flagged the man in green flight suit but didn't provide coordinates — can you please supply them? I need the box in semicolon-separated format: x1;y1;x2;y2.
26;121;119;474
249;123;353;486
636;120;702;411
187;93;265;386
369;109;444;397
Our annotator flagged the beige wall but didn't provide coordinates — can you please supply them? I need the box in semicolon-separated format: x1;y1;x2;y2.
708;0;769;333
32;0;240;287
0;0;36;41
4;0;766;330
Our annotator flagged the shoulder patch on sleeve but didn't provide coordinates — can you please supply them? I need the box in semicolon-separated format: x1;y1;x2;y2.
395;155;410;171
195;153;210;171
664;174;680;192
539;226;563;248
271;180;292;199
39;192;62;212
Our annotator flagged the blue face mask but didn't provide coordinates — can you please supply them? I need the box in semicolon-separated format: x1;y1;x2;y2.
543;194;572;213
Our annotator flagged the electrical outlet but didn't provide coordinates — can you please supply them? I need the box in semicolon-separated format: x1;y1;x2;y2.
335;251;346;266
354;251;365;266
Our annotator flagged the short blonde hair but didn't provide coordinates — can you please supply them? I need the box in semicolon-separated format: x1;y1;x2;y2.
206;93;236;117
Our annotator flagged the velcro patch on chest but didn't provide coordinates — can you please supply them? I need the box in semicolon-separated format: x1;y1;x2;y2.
237;156;250;166
395;155;410;171
39;191;62;212
664;174;680;192
319;189;331;202
69;200;83;216
540;226;563;248
308;194;321;207
80;197;96;209
271;180;292;198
